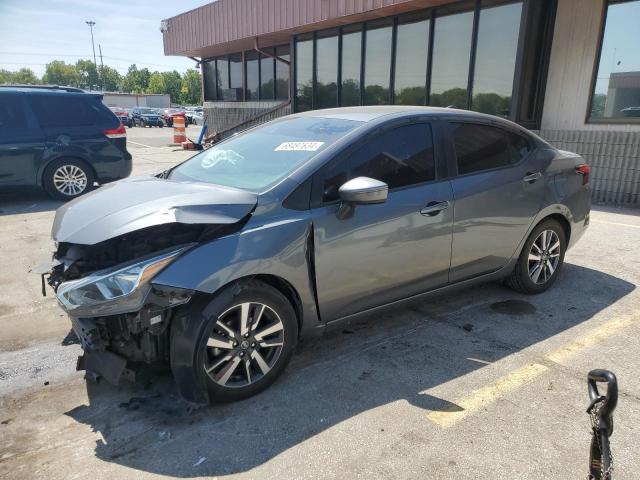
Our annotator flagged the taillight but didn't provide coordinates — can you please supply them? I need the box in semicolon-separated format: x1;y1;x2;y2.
576;164;590;185
104;124;126;139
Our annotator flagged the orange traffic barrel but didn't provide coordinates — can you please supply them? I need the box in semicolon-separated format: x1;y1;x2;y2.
173;116;186;144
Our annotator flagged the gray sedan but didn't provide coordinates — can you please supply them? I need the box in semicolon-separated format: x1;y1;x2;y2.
45;106;590;403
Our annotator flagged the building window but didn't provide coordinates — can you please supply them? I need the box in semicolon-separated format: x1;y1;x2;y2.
261;50;275;100
245;51;260;100
589;0;640;121
275;45;290;100
202;59;217;101
292;0;537;119
216;57;229;98
341;27;362;106
229;53;243;93
316;30;339;109
394;14;430;105
364;20;393;105
471;1;523;116
430;10;474;108
295;38;314;111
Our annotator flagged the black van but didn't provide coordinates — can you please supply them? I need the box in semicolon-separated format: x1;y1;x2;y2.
0;86;132;200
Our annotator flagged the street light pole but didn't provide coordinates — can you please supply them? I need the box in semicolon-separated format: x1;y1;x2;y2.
85;20;97;89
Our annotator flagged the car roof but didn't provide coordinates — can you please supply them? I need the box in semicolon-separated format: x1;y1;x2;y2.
0;85;86;94
294;105;513;124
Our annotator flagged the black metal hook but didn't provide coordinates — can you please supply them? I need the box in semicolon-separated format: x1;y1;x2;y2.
587;369;618;436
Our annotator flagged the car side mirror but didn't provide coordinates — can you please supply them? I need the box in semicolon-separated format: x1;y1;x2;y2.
336;177;388;220
338;177;388;205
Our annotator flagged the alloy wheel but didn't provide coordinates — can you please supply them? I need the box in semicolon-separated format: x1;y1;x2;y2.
52;165;88;197
204;302;285;388
527;229;561;285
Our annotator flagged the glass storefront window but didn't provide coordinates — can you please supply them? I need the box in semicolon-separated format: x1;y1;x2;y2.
229;53;243;90
590;0;640;120
472;2;523;116
245;51;259;100
341;29;362;106
261;51;275;100
296;38;314;111
364;22;393;105
394;17;429;105
202;60;217;101
316;32;339;108
430;10;473;108
216;57;229;96
275;45;290;100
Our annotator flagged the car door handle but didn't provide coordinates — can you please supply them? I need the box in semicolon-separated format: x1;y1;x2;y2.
420;200;450;216
523;171;542;183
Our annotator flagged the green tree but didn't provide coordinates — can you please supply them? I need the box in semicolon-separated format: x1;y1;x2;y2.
0;69;11;84
75;59;99;89
1;67;40;85
42;60;79;86
121;64;151;93
160;70;182;103
100;65;122;92
180;68;202;104
146;71;166;94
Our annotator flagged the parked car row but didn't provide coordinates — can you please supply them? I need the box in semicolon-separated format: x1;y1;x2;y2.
108;106;203;127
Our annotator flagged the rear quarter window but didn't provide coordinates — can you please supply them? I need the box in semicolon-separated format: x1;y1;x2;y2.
451;122;530;175
28;94;117;128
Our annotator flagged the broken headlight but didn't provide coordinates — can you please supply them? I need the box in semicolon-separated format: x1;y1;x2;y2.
56;247;188;316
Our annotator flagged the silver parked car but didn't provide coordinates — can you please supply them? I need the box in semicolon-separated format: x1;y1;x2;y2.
45;106;590;403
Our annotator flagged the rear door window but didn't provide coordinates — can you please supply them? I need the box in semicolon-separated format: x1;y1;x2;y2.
451;122;514;175
318;122;436;203
29;95;113;128
0;94;29;134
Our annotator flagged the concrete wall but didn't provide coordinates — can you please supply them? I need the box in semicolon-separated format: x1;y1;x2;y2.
541;0;640;132
101;93;170;109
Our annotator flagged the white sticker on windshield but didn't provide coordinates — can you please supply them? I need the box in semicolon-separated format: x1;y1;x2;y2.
275;141;324;152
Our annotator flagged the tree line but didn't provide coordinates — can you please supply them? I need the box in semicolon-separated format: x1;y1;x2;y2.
0;60;202;105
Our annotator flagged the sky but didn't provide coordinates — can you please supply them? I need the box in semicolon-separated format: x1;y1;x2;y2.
0;0;211;77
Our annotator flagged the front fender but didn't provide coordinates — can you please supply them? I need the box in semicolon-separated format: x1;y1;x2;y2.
152;213;322;336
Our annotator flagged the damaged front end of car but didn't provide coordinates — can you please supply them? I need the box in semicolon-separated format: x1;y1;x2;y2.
42;176;258;386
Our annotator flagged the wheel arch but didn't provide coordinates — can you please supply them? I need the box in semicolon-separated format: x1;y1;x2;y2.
544;213;571;244
250;274;304;338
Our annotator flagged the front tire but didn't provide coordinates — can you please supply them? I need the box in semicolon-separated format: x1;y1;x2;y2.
43;158;94;201
506;219;567;294
175;280;298;403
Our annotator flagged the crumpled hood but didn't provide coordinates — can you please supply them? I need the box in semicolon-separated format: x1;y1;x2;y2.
52;176;257;245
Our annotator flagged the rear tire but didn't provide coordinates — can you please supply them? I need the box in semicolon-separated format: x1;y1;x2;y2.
43;158;94;201
505;219;567;294
175;280;298;403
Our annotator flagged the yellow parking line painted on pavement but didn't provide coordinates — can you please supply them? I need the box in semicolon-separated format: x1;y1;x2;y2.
426;312;640;428
545;313;638;364
426;363;549;428
591;219;640;230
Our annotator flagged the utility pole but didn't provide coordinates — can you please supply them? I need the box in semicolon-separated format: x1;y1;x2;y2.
85;20;97;89
99;44;104;90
